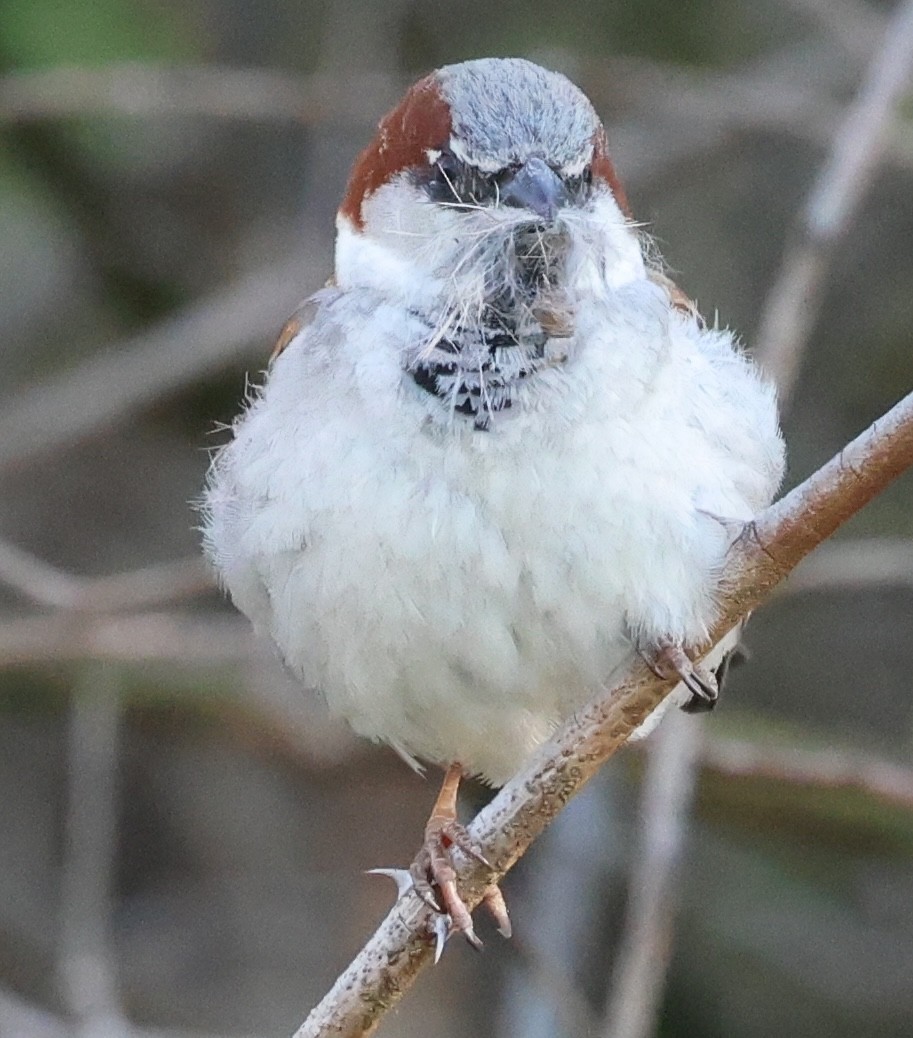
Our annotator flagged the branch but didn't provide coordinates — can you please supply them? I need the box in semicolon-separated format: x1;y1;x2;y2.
754;0;913;401
0;250;323;475
777;0;883;60
0;611;254;668
591;13;913;1023
293;390;913;1037
58;665;127;1035
0;64;396;126
598;713;701;1038
783;535;913;593
0;538;213;611
701;735;913;812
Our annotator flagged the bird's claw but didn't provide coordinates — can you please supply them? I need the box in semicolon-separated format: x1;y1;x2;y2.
370;765;510;960
410;817;508;954
410;820;483;950
643;642;719;712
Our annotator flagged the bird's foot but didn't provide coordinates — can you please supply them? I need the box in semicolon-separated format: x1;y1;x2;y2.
372;762;511;959
644;642;719;713
409;816;511;953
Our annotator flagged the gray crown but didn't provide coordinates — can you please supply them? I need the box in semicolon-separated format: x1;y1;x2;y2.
436;58;600;174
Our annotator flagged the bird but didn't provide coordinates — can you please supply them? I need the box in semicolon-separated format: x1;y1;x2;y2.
201;57;785;949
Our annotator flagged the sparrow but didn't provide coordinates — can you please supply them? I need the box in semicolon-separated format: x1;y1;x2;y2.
202;57;785;948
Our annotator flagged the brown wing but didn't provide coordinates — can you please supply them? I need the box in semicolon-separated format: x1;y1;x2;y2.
269;278;337;363
647;270;706;329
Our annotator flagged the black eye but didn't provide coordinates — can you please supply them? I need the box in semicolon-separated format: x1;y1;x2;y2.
428;150;463;202
563;166;592;200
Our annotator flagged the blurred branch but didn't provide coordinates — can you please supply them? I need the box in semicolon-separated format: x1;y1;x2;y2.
0;611;253;668
0;988;68;1038
0;64;396;127
755;0;913;402
784;535;913;593
701;735;913;812
9;56;913;175
503;934;598;1037
599;713;701;1038
777;0;883;59
0;250;323;475
495;780;618;1038
6;38;913;477
293;390;913;1037
583;45;913;190
58;665;127;1036
589;17;911;1025
0;538;213;611
0;986;266;1038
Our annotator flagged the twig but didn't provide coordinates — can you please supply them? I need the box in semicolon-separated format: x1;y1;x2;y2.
592;16;913;1030
0;250;324;475
501;933;598;1037
58;664;128;1035
582;43;913;190
599;713;701;1038
0;64;396;127
776;0;882;60
0;611;254;667
0;537;213;611
783;535;913;593
590;17;911;1021
701;735;913;812
754;0;913;402
292;389;913;1037
5;42;908;478
495;781;616;1038
0;984;267;1038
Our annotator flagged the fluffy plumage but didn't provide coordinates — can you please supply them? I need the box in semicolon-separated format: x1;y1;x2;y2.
202;58;784;785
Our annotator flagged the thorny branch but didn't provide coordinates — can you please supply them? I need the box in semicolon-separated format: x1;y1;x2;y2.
293;390;913;1037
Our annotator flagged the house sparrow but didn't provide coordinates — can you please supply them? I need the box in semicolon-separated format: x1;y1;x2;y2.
202;57;784;947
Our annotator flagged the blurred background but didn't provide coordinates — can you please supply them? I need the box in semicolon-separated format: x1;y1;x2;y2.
2;1;913;1036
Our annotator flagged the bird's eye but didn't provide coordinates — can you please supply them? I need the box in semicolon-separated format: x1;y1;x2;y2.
429;151;463;201
563;165;592;200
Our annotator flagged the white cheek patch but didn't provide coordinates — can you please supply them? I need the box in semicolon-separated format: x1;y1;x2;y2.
425;148;442;165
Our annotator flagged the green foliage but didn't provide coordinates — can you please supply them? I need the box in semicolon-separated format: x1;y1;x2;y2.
0;0;196;69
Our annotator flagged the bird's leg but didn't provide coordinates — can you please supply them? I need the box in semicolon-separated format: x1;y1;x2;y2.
409;763;511;950
643;642;719;713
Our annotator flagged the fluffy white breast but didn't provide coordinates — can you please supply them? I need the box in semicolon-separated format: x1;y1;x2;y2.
203;274;783;784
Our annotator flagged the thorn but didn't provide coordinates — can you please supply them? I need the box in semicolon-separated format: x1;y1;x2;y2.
367;868;414;899
432;914;450;964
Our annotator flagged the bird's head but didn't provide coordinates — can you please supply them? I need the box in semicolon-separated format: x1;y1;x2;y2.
335;58;645;337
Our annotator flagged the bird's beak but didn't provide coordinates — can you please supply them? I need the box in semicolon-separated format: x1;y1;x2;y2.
499;157;569;222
